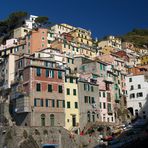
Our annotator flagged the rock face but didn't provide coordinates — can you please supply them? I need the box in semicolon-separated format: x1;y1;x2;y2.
19;135;40;148
0;126;78;148
0;126;98;148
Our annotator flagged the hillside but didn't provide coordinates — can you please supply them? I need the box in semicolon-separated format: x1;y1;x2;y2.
121;28;148;48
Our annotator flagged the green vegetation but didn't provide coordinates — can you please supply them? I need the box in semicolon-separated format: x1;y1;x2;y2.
0;11;50;44
121;28;148;48
35;16;48;24
0;11;28;44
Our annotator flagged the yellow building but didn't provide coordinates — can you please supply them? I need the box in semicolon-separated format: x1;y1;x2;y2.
140;54;148;65
13;27;31;38
51;38;96;58
70;28;93;46
101;46;115;55
64;75;79;131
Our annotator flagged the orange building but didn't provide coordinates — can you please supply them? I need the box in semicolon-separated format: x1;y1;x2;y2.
128;65;148;75
26;28;48;54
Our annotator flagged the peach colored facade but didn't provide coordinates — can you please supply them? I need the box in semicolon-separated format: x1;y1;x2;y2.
26;28;48;54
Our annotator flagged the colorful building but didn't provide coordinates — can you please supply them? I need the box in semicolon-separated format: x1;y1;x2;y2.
25;28;48;54
64;74;79;130
140;54;148;65
11;54;65;126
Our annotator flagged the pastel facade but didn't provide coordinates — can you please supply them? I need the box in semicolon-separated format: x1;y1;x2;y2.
64;75;79;130
25;15;38;29
98;36;121;49
11;55;65;126
70;28;93;46
13;27;31;38
78;78;100;130
126;74;148;119
25;28;48;54
140;54;148;65
0;54;18;90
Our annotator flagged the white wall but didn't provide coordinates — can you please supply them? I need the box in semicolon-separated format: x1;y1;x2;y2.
126;75;148;118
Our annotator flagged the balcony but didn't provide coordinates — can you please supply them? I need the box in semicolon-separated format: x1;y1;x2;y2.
104;76;114;83
108;110;113;115
15;96;31;113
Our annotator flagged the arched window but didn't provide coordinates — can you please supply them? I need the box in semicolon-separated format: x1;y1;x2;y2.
50;114;55;126
41;114;45;126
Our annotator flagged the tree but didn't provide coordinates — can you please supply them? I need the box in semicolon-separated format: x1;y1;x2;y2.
34;16;49;27
7;11;28;29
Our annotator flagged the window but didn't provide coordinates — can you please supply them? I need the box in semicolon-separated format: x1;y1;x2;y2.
103;102;106;109
108;104;112;112
67;58;70;63
130;93;135;99
75;102;78;108
45;99;49;107
73;89;76;96
103;92;105;97
49;70;54;78
137;92;143;97
58;71;62;79
84;84;87;90
91;86;94;92
45;69;49;77
48;84;52;92
34;98;41;107
48;40;51;44
34;98;37;106
99;92;101;97
58;85;63;93
84;96;88;103
52;100;55;107
62;100;65;108
89;96;91;103
36;83;41;91
40;99;43;107
57;100;60;108
67;88;70;95
139;102;142;108
100;102;102;109
107;93;111;102
67;102;70;108
70;77;73;83
130;85;134;90
36;68;41;76
84;83;89;91
103;65;106;71
87;111;91;122
72;59;74;64
129;78;132;82
138;84;141;89
42;37;45;40
92;97;95;104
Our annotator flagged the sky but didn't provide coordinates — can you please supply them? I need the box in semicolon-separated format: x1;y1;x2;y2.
0;0;148;39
